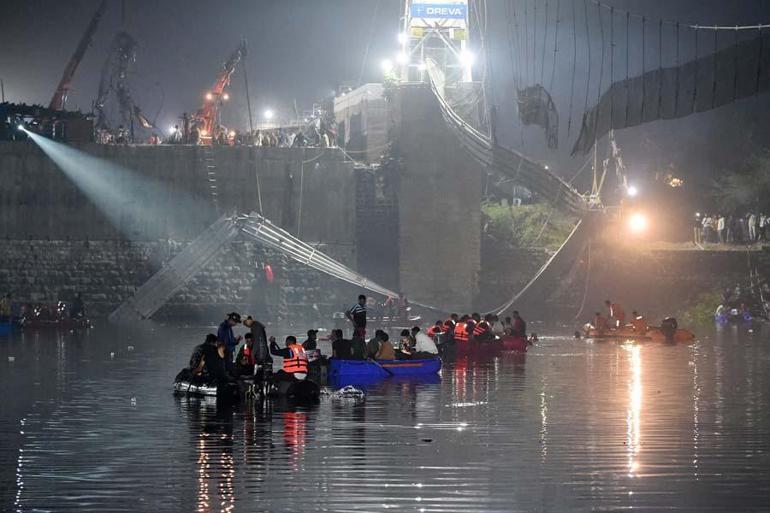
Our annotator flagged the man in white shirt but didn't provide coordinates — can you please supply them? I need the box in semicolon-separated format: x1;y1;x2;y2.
411;327;438;356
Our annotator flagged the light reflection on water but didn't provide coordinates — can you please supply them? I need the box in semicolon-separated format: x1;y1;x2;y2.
1;324;770;512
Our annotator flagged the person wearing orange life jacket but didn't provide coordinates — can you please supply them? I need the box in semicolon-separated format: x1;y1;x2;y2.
472;313;495;342
605;299;626;328
454;316;470;344
269;335;308;382
427;321;443;338
234;332;256;377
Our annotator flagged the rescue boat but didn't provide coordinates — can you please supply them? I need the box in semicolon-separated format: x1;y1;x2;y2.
328;357;442;380
500;335;529;352
582;326;695;343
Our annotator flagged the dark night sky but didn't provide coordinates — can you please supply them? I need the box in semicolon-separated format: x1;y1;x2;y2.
1;0;769;191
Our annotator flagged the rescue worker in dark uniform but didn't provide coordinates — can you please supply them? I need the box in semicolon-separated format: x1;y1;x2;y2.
243;316;272;381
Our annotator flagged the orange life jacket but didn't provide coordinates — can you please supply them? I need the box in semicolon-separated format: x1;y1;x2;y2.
427;326;441;338
454;322;470;343
243;344;254;365
472;321;489;337
283;343;308;374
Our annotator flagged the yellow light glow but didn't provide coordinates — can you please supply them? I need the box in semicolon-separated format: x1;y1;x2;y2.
628;213;648;234
205;92;213;101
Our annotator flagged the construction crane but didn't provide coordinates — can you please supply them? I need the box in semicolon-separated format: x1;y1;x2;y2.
192;40;246;144
93;31;153;138
49;0;108;111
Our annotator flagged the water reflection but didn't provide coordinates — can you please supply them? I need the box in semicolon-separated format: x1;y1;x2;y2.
3;326;770;512
625;344;642;477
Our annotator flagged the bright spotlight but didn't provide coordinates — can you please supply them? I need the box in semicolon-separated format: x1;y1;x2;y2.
381;59;394;73
398;32;408;44
205;92;213;101
459;50;475;66
168;126;176;134
222;93;230;101
628;213;648;234
396;52;409;65
264;109;274;120
17;124;25;131
627;185;639;197
228;130;236;137
21;130;212;239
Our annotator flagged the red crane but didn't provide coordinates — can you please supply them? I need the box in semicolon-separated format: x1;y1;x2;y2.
49;0;108;111
192;40;246;144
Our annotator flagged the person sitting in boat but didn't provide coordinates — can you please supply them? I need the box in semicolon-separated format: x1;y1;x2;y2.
426;321;443;339
270;335;308;381
69;293;85;319
235;333;256;377
181;334;230;386
467;313;480;338
412;326;439;358
454;316;471;344
366;330;385;358
512;311;527;338
630;311;648;334
375;333;396;360
331;329;352;359
491;315;506;337
303;329;319;350
593;312;609;335
350;333;367;360
396;329;414;360
472;314;495;342
605;300;626;328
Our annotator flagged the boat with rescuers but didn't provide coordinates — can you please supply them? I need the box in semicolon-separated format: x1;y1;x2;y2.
582;317;695;343
173;330;321;403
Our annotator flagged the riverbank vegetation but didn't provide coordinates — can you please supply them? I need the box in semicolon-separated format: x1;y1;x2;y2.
482;202;576;251
679;291;722;326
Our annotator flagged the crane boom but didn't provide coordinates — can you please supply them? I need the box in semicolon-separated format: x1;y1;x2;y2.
49;0;108;111
193;40;246;144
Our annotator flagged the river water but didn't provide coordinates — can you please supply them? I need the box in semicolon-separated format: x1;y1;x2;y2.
1;323;768;512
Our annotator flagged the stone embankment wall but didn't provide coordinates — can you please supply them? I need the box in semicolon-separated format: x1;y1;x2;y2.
0;239;354;320
0;142;359;319
0;142;356;242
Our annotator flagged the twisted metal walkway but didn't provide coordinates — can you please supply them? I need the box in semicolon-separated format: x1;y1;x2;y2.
426;60;588;215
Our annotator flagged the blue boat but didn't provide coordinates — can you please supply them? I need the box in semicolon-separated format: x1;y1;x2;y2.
328;358;442;380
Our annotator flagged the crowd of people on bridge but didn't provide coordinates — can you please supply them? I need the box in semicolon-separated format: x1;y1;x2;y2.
694;212;768;245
